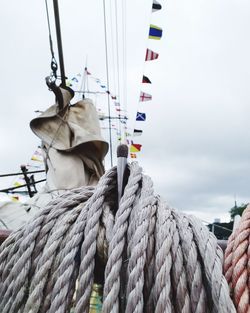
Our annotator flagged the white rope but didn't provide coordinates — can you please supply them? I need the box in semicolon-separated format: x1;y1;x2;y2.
0;162;235;313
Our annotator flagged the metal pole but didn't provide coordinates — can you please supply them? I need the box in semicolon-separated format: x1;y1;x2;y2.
117;144;128;202
117;144;128;313
0;179;46;193
21;165;33;198
53;0;66;86
0;169;45;178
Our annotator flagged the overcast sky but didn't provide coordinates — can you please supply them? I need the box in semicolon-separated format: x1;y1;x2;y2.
0;0;250;222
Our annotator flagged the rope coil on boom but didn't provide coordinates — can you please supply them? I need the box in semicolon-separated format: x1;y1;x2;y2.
0;162;235;313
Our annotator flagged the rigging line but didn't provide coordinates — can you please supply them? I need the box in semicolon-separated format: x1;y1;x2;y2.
103;0;113;167
108;0;122;145
87;66;89;93
75;91;108;94
45;0;54;57
0;179;46;193
53;0;66;87
114;0;122;138
45;0;58;78
85;57;89;95
114;0;121;101
121;0;128;141
0;219;9;230
79;56;88;99
84;58;90;93
109;1;118;98
110;0;120;144
0;170;45;178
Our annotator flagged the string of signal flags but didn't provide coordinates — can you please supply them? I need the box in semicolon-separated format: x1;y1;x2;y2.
66;0;163;160
67;68;130;149
130;0;162;159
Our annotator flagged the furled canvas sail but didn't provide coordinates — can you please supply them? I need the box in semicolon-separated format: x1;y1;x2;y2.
0;86;109;230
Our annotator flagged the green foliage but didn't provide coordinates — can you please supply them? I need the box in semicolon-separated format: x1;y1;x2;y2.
230;203;248;219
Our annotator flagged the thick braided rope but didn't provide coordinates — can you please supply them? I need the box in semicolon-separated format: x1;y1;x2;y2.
0;188;94;313
126;192;141;257
173;211;207;313
125;175;155;313
30;188;94;277
96;205;115;264
43;205;90;313
170;217;191;313
102;162;143;313
101;205;115;252
0;227;23;289
74;167;117;313
224;232;236;290
144;202;157;313
189;215;236;313
0;188;90;284
1;215;49;313
24;201;91;313
151;199;173;313
48;167;117;313
39;204;88;313
0;162;235;313
224;204;250;313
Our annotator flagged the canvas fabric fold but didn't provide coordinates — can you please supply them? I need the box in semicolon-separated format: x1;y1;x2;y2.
30;88;108;160
29;87;109;196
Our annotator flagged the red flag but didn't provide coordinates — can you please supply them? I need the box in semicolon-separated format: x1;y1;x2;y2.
130;143;142;152
145;49;159;61
140;92;152;102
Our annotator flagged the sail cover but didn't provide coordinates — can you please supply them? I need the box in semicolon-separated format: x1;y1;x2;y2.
30;87;109;190
0;87;109;230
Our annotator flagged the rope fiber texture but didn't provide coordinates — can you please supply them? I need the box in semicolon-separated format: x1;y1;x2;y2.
0;162;235;313
224;204;250;313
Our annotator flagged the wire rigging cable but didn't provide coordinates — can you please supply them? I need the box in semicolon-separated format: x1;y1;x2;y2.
52;0;66;87
114;0;121;107
79;58;89;99
108;0;128;144
109;1;121;140
121;0;128;138
44;0;66;87
0;170;45;178
45;0;58;80
109;2;118;99
103;0;113;167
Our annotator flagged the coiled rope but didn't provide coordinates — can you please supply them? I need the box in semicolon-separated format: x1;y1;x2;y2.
224;204;250;313
0;162;235;313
